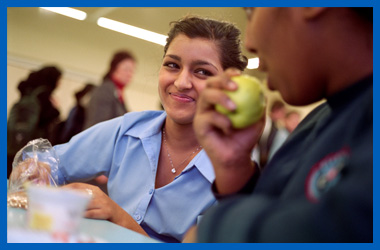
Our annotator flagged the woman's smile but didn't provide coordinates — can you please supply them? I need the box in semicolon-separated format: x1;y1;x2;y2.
170;92;195;103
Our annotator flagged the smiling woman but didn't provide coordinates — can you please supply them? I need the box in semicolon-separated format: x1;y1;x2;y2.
9;15;248;243
158;34;224;125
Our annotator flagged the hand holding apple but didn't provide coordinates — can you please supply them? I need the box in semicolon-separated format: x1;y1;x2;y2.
215;75;265;129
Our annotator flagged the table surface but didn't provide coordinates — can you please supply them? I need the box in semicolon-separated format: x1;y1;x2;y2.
7;207;161;243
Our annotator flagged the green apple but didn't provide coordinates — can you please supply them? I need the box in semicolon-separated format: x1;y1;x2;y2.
215;75;265;129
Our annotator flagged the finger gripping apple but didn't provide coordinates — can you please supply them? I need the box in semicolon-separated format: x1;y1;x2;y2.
215;75;265;129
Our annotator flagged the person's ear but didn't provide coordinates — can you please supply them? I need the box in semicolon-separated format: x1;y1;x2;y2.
302;7;328;20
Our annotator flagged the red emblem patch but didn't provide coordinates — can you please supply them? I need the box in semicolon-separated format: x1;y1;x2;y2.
305;147;350;203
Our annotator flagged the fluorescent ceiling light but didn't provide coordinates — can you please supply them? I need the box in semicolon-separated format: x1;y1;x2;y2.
247;57;259;69
97;17;168;46
40;7;87;21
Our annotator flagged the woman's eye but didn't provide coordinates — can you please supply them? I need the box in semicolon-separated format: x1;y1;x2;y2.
164;62;178;69
196;69;213;77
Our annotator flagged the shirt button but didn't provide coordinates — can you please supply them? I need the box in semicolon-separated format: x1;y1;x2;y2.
135;215;141;221
149;189;153;195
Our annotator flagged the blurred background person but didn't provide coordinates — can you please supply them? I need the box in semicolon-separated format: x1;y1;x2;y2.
269;99;287;128
84;50;136;129
256;99;289;168
55;83;96;144
284;110;301;133
7;65;62;178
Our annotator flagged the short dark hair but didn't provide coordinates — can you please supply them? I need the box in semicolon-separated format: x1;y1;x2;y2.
350;7;373;23
164;16;248;71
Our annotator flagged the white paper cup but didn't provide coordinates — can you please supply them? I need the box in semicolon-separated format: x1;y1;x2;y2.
27;185;91;235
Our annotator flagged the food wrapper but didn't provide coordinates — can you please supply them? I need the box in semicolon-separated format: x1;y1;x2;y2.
8;139;60;209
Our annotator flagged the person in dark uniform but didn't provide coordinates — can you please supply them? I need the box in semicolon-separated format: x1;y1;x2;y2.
189;7;372;242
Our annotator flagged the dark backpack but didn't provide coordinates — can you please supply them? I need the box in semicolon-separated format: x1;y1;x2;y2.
7;86;46;156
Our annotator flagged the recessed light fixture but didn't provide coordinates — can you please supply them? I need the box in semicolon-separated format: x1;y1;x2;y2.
97;17;168;46
247;57;259;69
40;7;87;21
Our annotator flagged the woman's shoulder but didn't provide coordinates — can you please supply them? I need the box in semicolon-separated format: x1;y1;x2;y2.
77;110;165;143
84;110;165;134
122;110;165;121
120;110;166;136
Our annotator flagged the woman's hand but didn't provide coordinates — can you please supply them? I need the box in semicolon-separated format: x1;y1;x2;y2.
63;183;149;237
193;68;265;195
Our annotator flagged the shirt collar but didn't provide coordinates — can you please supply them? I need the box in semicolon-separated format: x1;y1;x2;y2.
191;150;215;183
123;111;215;183
327;74;373;111
124;111;167;139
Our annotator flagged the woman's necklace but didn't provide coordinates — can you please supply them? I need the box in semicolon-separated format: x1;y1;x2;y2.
162;128;202;174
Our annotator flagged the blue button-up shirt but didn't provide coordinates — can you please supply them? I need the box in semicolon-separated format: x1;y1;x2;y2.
54;111;216;242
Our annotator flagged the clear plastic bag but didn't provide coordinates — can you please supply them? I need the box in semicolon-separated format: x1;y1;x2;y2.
7;139;60;209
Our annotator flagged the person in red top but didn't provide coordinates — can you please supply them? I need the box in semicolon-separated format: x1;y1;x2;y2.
84;50;136;129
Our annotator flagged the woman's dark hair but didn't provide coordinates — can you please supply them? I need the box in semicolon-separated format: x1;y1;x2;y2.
103;50;136;80
164;16;248;71
18;65;62;96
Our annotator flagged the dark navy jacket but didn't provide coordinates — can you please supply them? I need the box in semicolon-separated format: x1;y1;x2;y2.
198;75;373;242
